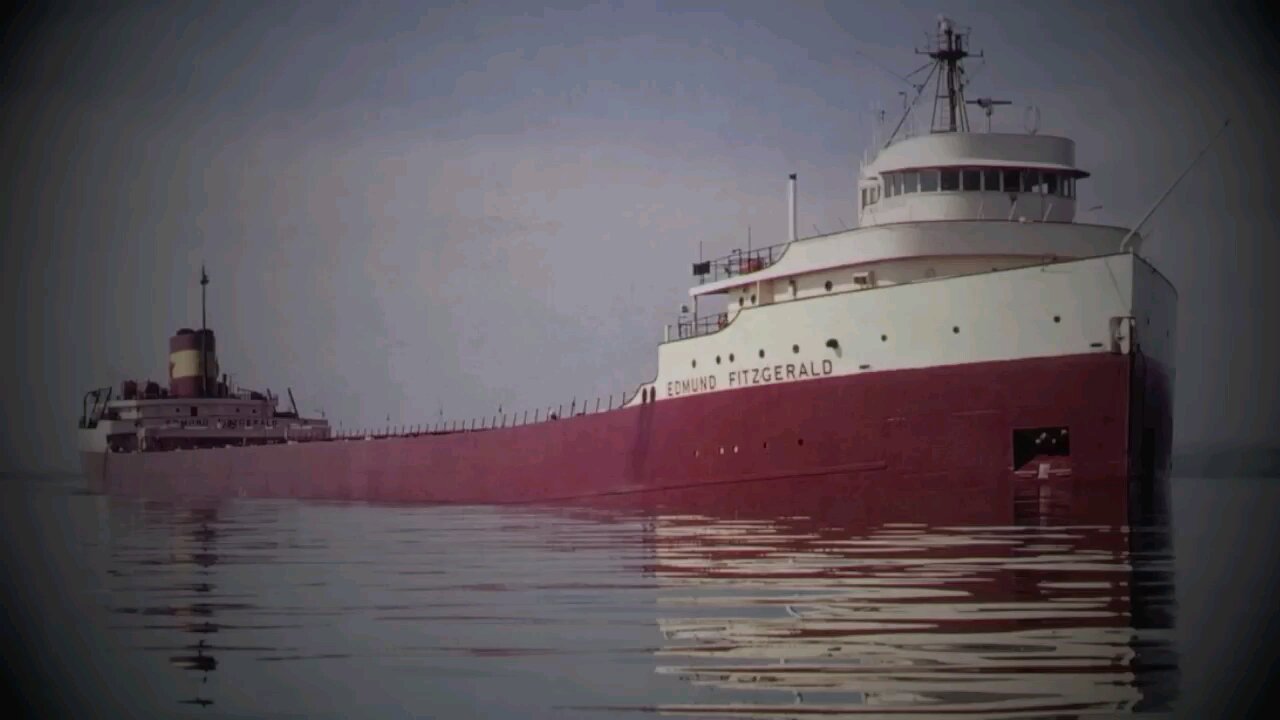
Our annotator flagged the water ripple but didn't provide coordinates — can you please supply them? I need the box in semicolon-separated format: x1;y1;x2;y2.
4;476;1180;717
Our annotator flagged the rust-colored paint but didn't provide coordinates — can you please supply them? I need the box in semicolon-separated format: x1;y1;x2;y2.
82;353;1168;507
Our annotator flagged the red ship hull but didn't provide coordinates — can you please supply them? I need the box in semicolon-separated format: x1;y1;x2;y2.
81;352;1170;508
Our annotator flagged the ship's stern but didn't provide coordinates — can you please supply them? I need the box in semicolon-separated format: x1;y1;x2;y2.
77;423;111;494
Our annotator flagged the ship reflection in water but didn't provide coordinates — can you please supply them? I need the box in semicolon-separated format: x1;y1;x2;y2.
65;476;1176;717
641;484;1177;717
107;505;227;708
101;500;303;711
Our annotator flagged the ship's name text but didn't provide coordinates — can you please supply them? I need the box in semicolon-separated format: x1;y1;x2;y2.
666;359;833;398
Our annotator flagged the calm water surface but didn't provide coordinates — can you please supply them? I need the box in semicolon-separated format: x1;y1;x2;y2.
2;475;1276;718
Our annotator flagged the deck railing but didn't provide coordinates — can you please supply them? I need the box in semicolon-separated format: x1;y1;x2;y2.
113;381;663;452
299;387;650;445
693;242;788;284
666;312;730;341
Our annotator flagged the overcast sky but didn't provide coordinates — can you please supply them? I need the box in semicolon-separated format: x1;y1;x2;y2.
2;0;1277;472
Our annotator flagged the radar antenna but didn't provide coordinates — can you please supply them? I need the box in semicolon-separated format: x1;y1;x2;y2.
916;16;983;133
966;97;1011;133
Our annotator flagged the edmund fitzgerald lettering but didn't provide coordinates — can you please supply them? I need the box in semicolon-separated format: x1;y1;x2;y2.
666;359;833;398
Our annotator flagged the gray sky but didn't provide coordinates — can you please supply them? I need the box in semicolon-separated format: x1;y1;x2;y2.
2;0;1277;472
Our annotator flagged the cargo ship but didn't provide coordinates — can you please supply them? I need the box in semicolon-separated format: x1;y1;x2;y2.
80;20;1179;505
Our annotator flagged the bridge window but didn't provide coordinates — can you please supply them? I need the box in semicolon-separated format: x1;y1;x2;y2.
919;169;939;192
1002;169;1021;193
902;170;919;193
1021;170;1037;193
983;169;1001;191
879;167;1075;197
940;169;960;191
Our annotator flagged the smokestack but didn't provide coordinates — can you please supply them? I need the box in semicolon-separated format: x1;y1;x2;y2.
788;173;798;242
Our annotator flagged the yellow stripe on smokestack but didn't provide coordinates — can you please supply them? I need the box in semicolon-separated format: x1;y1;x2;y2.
168;328;218;398
168;351;219;380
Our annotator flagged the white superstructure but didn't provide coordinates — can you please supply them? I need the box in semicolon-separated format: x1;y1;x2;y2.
79;392;331;454
625;18;1177;409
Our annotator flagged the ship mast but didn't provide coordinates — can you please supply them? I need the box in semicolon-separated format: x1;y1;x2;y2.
200;265;209;397
918;16;982;134
881;17;984;147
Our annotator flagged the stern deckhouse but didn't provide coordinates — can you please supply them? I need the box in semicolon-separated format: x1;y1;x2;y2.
79;269;330;456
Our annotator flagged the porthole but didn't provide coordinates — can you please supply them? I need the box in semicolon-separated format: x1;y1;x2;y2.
692;359;697;368
1053;315;1061;323
797;438;805;447
733;445;739;453
750;294;757;304
759;349;765;359
824;280;833;292
952;326;960;334
719;446;725;455
881;334;888;342
695;449;700;457
729;353;735;362
716;355;721;364
762;441;769;449
738;297;744;307
792;344;800;354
